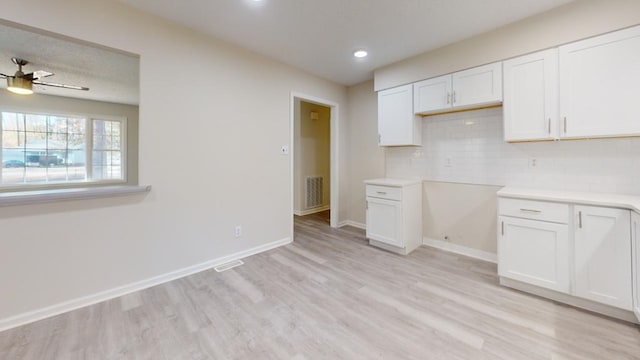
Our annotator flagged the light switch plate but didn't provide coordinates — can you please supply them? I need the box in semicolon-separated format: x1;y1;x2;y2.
280;145;289;155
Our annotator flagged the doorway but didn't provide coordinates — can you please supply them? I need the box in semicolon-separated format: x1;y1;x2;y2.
290;93;339;234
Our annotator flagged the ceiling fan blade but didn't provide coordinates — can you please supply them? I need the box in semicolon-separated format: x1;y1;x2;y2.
31;70;54;79
0;73;9;78
33;80;89;91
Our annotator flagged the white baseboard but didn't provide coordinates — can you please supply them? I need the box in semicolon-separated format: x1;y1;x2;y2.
294;205;330;216
500;277;638;324
0;237;292;332
423;237;497;263
338;220;366;230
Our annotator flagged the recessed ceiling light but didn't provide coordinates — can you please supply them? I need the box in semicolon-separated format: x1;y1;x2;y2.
353;50;368;58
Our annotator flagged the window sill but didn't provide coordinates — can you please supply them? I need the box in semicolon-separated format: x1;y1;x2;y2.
0;185;151;206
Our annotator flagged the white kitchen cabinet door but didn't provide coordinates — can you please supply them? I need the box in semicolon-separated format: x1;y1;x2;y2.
559;25;640;138
452;62;502;109
366;197;403;248
574;206;632;310
498;216;570;293
413;74;452;115
632;211;640;321
503;49;559;141
377;84;422;146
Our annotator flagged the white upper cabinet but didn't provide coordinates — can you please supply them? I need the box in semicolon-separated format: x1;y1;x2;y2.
413;62;502;115
574;205;632;310
413;75;452;114
560;26;640;138
452;62;503;109
378;84;422;146
503;49;559;141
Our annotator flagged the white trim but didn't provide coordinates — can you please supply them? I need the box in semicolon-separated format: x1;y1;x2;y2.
338;220;366;230
294;205;330;216
290;92;340;238
0;185;150;206
500;277;638;324
0;237;291;332
423;237;497;263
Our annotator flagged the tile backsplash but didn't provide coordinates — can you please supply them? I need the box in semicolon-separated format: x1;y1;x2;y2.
385;107;640;195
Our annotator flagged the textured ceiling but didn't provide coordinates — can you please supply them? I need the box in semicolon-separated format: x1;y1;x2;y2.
118;0;574;86
0;22;139;105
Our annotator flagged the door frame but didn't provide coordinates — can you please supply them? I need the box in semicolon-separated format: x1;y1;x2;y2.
290;92;339;235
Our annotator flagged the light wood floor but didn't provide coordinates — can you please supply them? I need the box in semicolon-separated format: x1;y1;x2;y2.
1;212;639;359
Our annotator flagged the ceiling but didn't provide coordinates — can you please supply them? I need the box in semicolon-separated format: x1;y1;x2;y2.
0;22;139;105
118;0;574;86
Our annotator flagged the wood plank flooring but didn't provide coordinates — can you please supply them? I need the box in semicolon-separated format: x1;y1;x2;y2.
1;211;639;359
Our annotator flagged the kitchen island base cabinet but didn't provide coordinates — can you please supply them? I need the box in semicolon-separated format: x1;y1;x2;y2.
365;179;422;256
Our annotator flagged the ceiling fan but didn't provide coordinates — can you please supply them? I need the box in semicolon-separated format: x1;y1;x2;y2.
0;57;89;95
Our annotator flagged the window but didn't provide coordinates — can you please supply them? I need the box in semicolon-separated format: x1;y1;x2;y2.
1;111;126;187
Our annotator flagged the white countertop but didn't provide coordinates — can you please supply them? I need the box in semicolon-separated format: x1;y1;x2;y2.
364;178;422;187
498;187;640;213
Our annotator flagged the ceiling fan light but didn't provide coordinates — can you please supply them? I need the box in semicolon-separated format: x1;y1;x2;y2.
6;77;33;95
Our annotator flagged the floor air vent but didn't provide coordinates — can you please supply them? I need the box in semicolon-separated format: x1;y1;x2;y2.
214;260;244;272
305;176;324;209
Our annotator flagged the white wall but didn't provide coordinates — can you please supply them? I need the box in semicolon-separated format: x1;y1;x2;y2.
294;100;330;214
345;80;384;226
386;107;640;195
375;0;640;91
385;106;640;254
0;0;347;327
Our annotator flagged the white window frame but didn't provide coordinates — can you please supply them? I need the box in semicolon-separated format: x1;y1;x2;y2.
0;108;127;190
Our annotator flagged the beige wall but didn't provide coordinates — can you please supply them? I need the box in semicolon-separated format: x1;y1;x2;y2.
294;100;330;213
0;0;348;325
375;0;640;91
345;80;385;225
423;181;501;254
0;92;139;185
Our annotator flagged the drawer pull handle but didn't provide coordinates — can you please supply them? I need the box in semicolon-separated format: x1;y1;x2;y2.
520;208;541;214
376;191;387;195
501;221;504;236
578;211;582;228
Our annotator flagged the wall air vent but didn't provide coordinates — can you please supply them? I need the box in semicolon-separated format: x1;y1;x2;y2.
305;176;324;209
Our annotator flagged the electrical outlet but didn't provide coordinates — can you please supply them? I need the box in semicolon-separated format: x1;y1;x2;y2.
234;225;242;238
444;157;453;167
529;158;537;168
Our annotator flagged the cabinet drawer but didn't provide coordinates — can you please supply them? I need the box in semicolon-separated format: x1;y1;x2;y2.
499;198;569;224
366;185;402;200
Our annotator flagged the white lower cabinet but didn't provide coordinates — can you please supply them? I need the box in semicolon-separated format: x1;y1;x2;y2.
632;212;640;321
366;197;403;248
498;194;636;321
574;206;632;310
364;179;422;255
499;216;569;293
